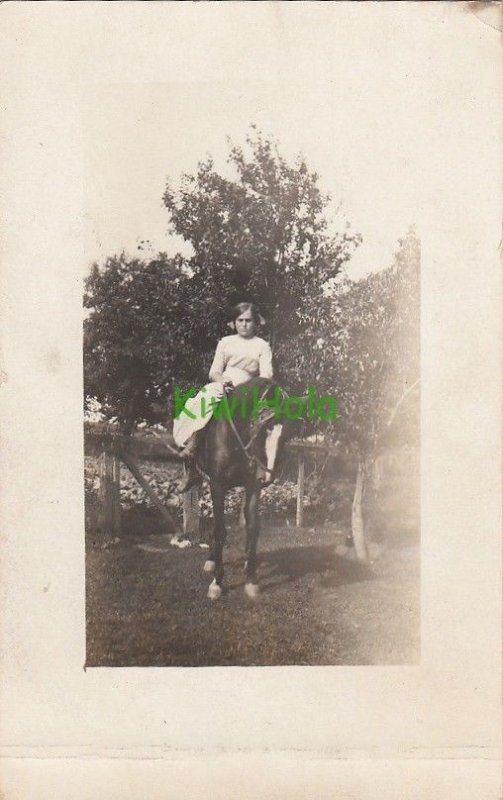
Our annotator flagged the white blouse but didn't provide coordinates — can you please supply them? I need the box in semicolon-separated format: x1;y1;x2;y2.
209;335;273;386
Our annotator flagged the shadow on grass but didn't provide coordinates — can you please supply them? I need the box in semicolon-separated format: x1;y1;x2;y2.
120;505;177;538
260;544;374;591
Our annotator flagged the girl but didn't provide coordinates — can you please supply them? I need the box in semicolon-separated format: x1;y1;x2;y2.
174;302;273;491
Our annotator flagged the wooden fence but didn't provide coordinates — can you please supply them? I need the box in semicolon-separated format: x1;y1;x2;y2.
90;430;338;539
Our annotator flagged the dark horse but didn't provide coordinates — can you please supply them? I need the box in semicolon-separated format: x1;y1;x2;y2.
193;377;295;600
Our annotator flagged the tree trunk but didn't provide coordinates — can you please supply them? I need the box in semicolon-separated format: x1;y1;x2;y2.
269;312;276;351
296;449;305;527
351;458;369;562
371;453;384;494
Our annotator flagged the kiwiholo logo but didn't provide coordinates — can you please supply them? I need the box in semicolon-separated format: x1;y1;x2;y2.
174;384;337;422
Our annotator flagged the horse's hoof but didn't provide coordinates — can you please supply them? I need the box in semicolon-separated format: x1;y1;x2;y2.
207;579;223;600
244;582;260;599
203;560;216;573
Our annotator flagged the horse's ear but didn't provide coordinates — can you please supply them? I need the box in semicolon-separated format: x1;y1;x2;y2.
227;321;236;331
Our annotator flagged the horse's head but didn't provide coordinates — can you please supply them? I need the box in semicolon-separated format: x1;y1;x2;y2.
241;379;296;487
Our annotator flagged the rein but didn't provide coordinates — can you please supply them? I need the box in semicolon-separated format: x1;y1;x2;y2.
225;382;280;473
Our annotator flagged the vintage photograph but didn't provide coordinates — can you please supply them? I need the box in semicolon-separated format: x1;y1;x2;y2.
83;83;420;667
1;3;501;797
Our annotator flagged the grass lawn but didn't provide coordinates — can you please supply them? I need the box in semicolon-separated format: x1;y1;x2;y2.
86;496;420;667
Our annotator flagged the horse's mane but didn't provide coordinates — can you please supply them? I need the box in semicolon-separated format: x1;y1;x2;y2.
221;377;283;430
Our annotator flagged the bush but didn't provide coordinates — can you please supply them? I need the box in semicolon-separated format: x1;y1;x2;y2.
84;457;321;520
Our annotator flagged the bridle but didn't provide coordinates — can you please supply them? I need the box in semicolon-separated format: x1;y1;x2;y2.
225;381;286;474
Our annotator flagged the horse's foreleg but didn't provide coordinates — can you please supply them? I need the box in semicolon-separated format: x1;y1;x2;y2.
207;483;227;599
244;486;261;598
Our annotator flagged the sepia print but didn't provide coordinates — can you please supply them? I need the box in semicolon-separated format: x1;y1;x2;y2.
1;3;501;797
83;85;420;667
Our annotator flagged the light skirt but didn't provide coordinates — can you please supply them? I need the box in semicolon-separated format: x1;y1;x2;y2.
172;381;224;447
172;367;253;447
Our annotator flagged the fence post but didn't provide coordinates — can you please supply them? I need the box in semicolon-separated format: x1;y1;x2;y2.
296;448;305;528
183;466;200;538
98;436;121;535
238;491;246;528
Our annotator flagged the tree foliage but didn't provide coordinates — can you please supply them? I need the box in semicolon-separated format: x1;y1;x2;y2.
163;127;361;388
305;227;420;459
84;253;192;432
85;129;361;430
84;129;418;472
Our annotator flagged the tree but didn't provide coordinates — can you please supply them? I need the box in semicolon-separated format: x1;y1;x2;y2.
84;129;361;433
301;228;420;559
163;127;361;390
84;252;194;433
84;133;419;561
